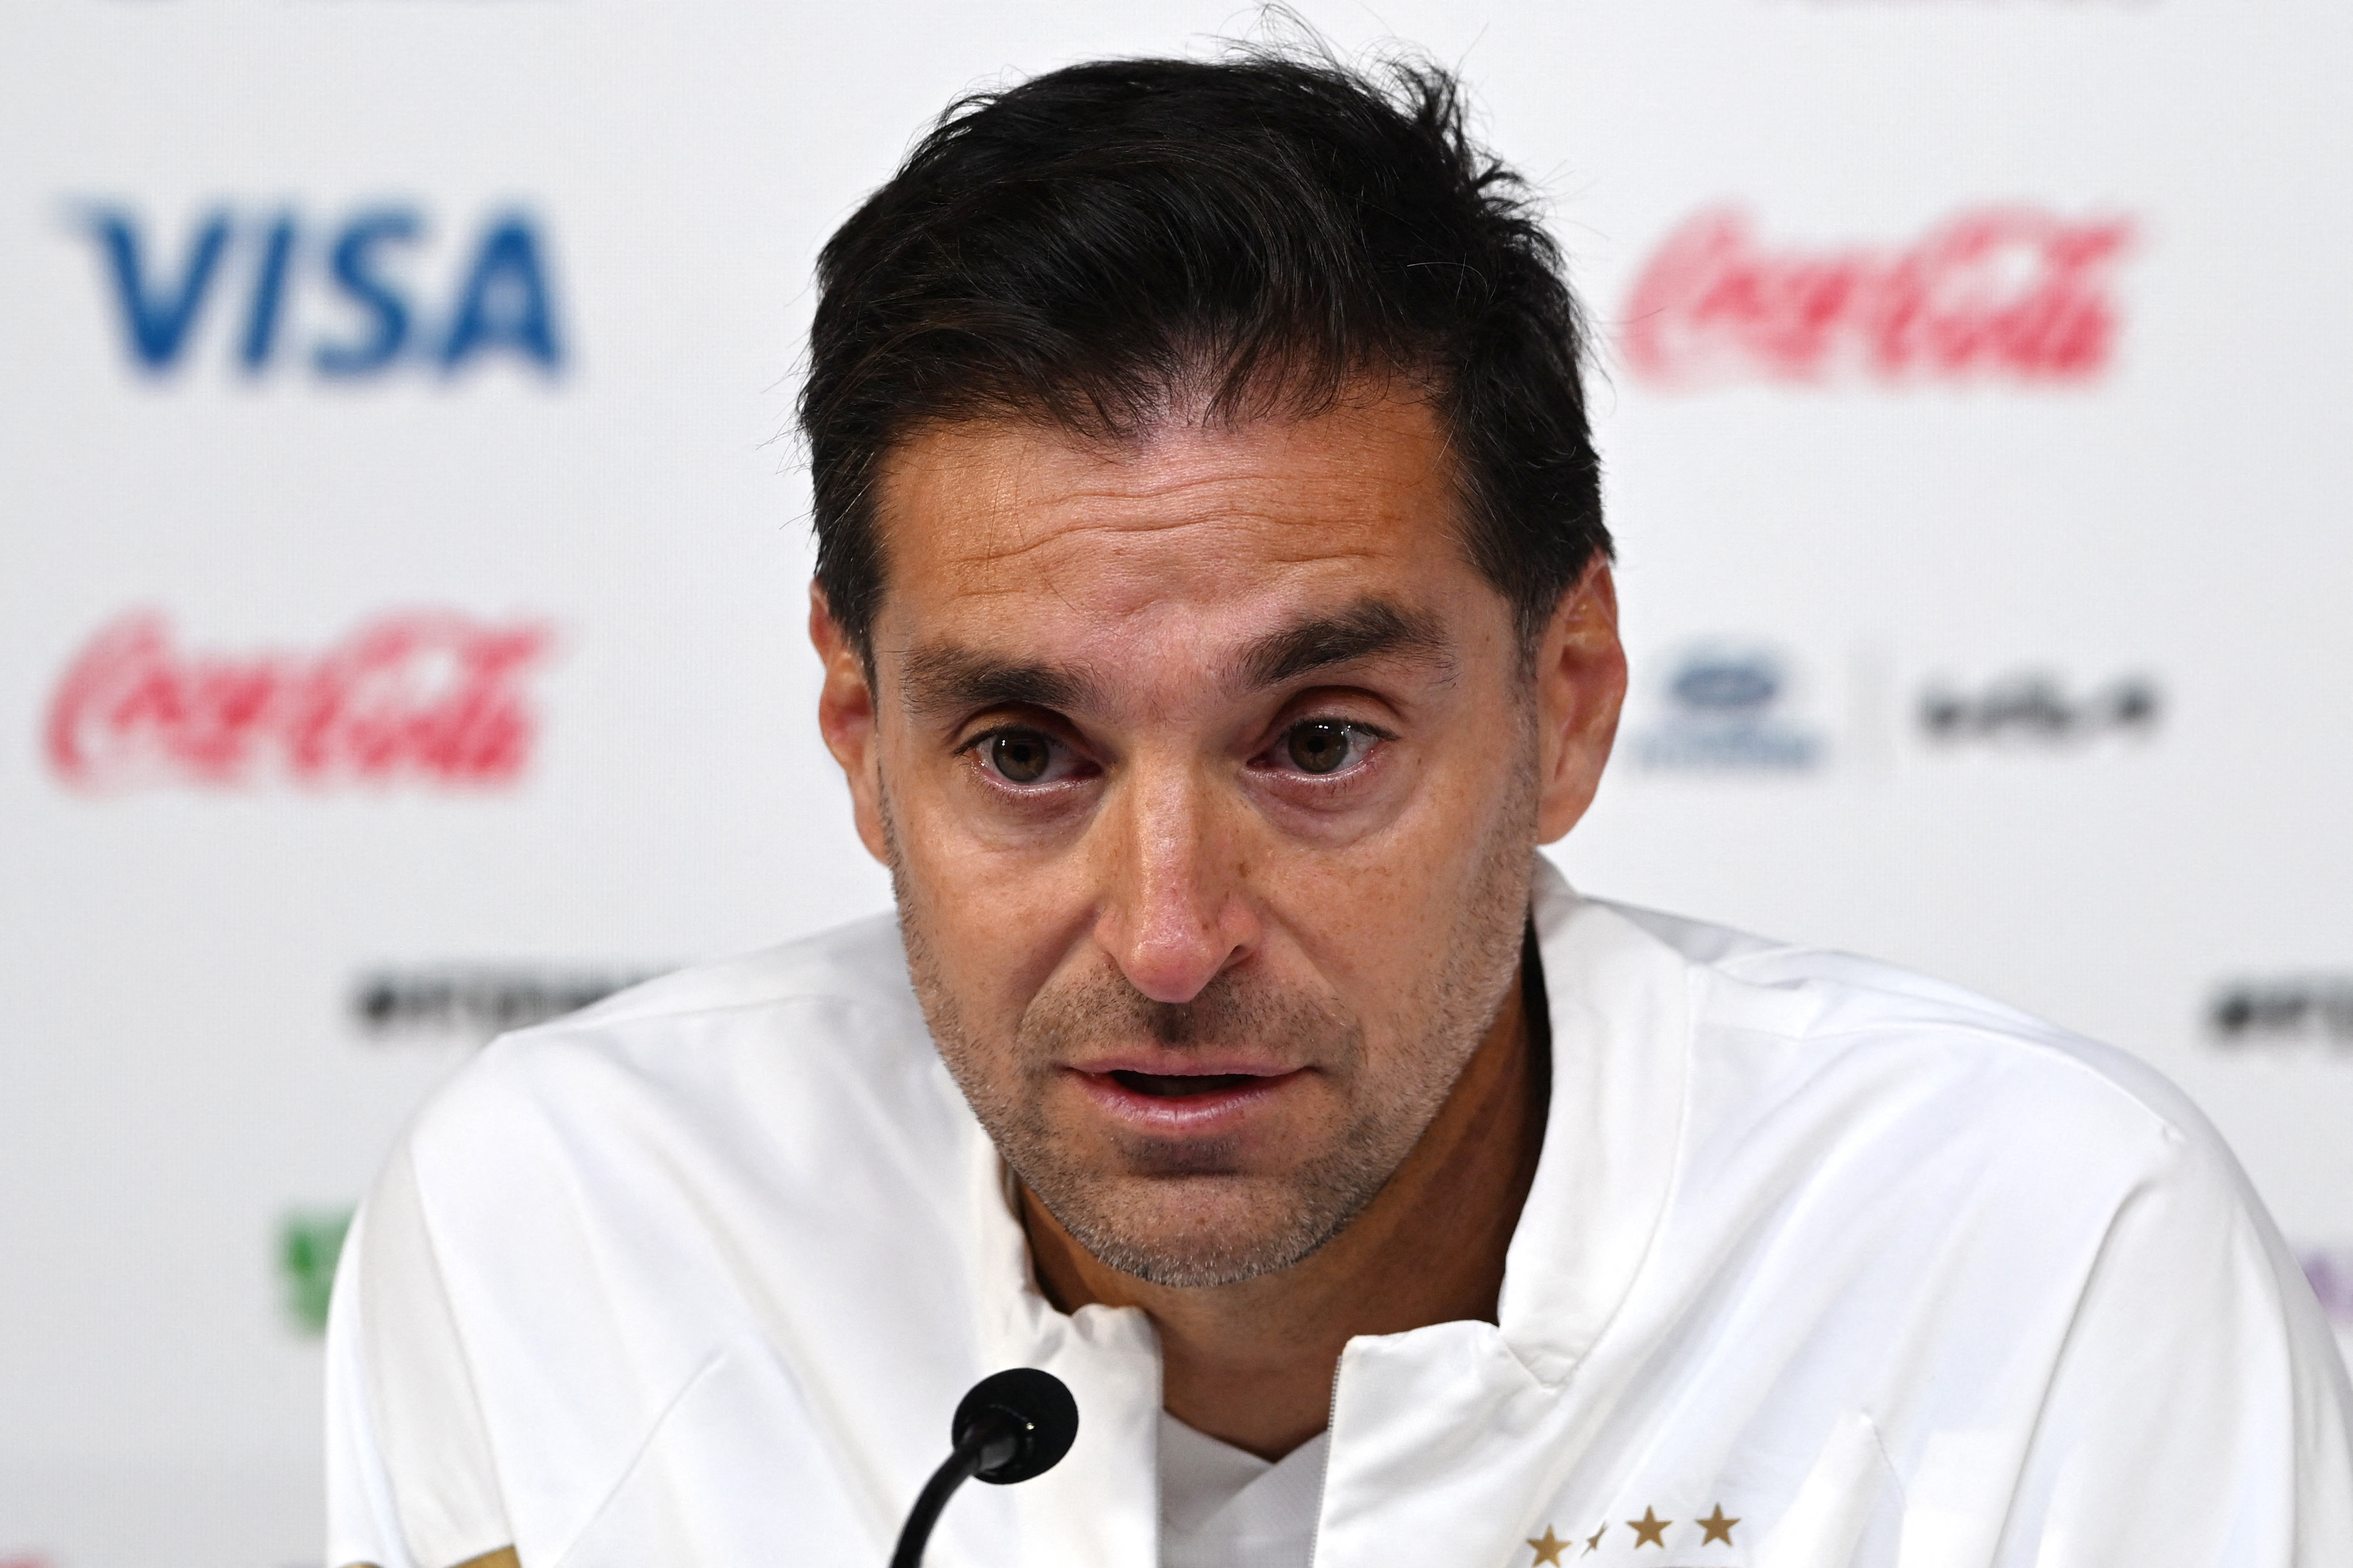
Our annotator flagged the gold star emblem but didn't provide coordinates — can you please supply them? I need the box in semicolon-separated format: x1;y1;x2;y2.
1627;1507;1671;1548
1585;1524;1606;1553
1528;1526;1570;1565
1698;1504;1739;1545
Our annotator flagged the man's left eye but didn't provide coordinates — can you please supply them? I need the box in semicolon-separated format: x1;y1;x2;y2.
1279;720;1376;776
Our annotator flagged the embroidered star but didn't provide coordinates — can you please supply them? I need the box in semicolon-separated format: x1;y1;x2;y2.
1527;1526;1570;1565
1585;1524;1607;1554
1698;1504;1739;1545
1627;1507;1671;1548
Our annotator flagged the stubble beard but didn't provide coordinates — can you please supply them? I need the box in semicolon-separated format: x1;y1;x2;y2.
889;755;1537;1290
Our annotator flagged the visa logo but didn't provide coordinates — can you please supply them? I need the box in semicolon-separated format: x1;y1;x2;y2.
75;203;565;379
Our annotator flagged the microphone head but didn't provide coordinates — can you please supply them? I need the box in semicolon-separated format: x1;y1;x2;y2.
953;1367;1080;1484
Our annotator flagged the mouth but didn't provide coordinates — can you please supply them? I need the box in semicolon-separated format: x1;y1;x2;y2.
1068;1064;1307;1135
1107;1070;1264;1098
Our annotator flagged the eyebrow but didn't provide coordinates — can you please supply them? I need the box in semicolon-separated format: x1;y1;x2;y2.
896;645;1099;722
1235;597;1455;691
894;596;1453;723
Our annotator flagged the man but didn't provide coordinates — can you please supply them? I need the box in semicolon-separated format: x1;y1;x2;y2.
325;46;2353;1568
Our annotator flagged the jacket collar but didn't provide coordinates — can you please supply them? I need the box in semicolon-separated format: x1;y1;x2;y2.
1499;857;1693;1384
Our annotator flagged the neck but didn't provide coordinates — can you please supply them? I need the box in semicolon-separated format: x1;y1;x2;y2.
1018;944;1550;1460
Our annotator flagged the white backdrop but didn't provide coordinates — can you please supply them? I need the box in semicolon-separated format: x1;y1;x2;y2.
5;3;2350;1565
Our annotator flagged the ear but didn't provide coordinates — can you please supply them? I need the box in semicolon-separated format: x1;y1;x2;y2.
810;583;891;865
1533;556;1628;844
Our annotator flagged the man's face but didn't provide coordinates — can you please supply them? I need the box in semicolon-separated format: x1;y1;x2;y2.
814;386;1622;1287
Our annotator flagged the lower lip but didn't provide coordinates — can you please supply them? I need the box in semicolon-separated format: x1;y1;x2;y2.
1067;1068;1307;1135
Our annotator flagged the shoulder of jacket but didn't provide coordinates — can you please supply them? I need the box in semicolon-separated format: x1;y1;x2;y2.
395;911;932;1153
1594;897;2233;1177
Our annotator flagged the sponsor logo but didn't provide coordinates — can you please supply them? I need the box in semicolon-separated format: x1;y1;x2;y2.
73;203;564;379
1622;205;2133;388
2302;1248;2353;1328
353;964;663;1040
279;1207;353;1336
44;610;553;792
1919;671;2160;745
2207;977;2353;1048
1633;645;1824;771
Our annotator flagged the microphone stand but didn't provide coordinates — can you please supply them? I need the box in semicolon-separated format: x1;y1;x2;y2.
890;1418;1020;1568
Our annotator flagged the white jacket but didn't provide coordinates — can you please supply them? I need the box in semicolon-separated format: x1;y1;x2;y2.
326;862;2353;1568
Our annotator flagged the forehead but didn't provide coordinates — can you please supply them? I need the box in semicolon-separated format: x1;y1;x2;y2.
868;390;1487;656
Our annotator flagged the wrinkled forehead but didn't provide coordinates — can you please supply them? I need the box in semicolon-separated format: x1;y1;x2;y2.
863;390;1501;683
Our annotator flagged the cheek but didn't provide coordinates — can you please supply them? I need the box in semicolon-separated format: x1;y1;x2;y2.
1251;859;1431;1044
1252;731;1531;989
890;786;1096;1022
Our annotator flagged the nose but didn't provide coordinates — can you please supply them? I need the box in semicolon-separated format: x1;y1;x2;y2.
1092;758;1257;1005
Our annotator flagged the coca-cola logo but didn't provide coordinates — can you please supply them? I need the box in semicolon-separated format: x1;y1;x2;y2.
45;610;553;791
1621;205;2134;388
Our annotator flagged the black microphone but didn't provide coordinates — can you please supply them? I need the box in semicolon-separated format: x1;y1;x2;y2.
889;1367;1080;1568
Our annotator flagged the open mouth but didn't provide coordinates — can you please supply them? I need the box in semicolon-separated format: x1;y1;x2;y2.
1107;1071;1264;1099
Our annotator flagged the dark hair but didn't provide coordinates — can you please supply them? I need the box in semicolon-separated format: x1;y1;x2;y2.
799;44;1608;657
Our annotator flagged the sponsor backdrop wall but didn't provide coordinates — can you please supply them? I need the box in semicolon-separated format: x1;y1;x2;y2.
4;1;2348;1563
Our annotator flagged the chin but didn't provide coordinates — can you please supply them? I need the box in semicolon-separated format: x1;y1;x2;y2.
1050;1170;1356;1288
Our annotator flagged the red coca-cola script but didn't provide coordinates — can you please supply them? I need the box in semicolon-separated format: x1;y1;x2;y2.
45;610;553;791
1621;206;2134;389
